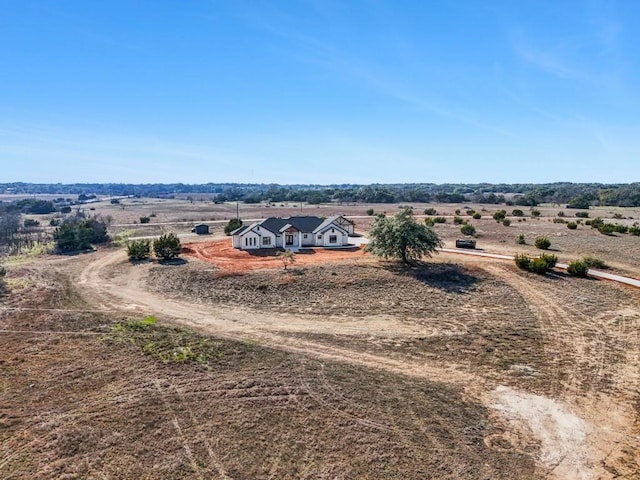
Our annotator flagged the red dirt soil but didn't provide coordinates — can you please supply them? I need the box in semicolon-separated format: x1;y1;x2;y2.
183;239;367;272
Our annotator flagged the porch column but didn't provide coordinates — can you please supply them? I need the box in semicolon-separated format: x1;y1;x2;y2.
298;232;302;248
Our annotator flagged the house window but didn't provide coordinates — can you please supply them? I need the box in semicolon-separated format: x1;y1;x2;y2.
317;234;322;239
303;234;308;239
262;237;271;246
329;235;337;243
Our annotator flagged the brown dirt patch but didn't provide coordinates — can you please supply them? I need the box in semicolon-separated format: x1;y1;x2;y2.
183;238;367;272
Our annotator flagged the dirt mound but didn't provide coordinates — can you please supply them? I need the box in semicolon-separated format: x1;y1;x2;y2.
183;239;367;272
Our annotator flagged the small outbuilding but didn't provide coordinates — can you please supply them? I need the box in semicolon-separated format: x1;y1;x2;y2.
192;224;210;235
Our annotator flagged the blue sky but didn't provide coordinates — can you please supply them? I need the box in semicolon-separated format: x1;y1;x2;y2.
1;0;639;184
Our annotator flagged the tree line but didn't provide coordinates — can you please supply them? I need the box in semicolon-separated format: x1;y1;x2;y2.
2;182;640;207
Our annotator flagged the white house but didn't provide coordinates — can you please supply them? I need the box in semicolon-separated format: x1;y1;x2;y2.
231;215;355;250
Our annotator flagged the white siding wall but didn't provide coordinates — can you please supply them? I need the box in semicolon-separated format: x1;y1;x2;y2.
259;231;277;248
321;228;348;247
232;235;241;248
301;232;314;247
240;232;261;249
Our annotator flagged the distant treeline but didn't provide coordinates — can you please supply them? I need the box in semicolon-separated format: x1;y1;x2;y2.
2;182;640;207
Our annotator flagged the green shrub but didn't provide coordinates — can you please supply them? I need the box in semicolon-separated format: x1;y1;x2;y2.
613;213;624;219
366;208;375;216
502;219;511;227
455;209;461;215
511;209;525;217
466;209;475;216
557;211;566;217
580;256;606;269
139;216;150;224
0;265;6;277
472;213;481;220
424;218;435;226
127;239;151;261
575;211;589;218
614;224;628;234
224;218;243;235
598;223;616;235
567;222;578;230
460;224;476;236
553;218;566;224
629;224;640;236
153;233;181;260
567;260;589;277
516;234;526;245
493;210;507;222
530;209;541;217
424;208;437;215
453;216;465;225
588;217;604;229
514;253;531;270
534;236;551;250
529;253;557;274
433;216;446;224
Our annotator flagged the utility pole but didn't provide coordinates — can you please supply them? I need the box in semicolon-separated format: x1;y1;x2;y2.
236;201;239;220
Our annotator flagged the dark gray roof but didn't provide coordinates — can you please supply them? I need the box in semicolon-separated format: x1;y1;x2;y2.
260;216;325;234
230;225;250;235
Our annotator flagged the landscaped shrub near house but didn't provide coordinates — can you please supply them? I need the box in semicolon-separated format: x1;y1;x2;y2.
424;208;437;215
127;239;151;261
534;236;551;250
460;224;476;236
575;211;589;218
567;222;578;230
472;213;481;220
224;218;243;235
153;233;181;260
567;260;589;277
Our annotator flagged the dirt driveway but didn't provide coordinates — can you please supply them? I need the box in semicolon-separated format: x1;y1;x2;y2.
182;239;367;272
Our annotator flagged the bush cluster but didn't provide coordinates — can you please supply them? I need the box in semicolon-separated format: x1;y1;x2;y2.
424;208;437;215
224;218;243;235
516;234;526;244
534;236;551;250
460;223;476;236
127;240;151;261
567;260;589;277
153;233;181;260
515;252;557;274
493;210;507;222
472;212;481;220
575;211;589;218
433;216;447;224
567;222;578;229
453;216;465;225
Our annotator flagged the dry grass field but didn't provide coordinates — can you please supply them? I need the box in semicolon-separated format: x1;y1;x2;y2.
2;198;640;479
